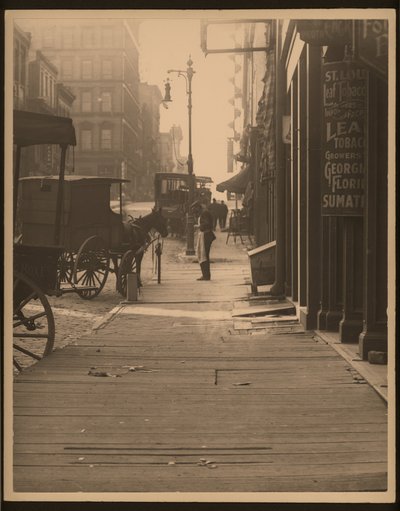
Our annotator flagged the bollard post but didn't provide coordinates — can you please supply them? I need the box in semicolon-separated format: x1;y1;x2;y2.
126;272;138;301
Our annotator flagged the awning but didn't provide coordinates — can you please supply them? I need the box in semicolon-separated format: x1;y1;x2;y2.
216;164;251;194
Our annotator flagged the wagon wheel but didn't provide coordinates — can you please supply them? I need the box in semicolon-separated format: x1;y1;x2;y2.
116;249;137;297
13;271;55;372
73;236;110;300
57;251;75;286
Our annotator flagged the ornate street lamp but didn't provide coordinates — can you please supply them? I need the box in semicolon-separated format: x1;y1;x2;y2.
163;56;196;255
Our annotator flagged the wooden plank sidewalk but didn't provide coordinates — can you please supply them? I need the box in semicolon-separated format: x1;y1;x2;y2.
12;237;388;494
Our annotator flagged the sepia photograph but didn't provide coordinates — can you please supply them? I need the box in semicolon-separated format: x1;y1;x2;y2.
3;7;396;504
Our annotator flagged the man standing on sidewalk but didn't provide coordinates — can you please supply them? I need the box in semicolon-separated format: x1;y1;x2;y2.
192;201;216;281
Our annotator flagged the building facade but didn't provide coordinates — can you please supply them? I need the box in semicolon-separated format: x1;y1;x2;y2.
270;19;389;360
14;23;76;176
17;19;142;199
13;24;31;110
203;17;390;363
138;82;162;200
158;132;175;173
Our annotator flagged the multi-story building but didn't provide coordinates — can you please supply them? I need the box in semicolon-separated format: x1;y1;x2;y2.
17;19;141;198
26;50;59;115
169;125;188;172
138;82;162;200
159;131;175;172
203;17;391;363
13;23;30;110
13;23;76;176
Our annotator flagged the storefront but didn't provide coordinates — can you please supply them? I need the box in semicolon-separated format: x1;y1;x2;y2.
273;19;390;360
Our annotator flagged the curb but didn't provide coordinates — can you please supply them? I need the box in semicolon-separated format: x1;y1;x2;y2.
315;330;388;403
92;304;125;331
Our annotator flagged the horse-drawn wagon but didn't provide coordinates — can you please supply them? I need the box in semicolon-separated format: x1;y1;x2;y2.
19;175;167;299
154;172;212;236
13;110;168;370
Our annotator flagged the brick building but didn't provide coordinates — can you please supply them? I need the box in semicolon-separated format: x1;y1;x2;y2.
17;19;142;199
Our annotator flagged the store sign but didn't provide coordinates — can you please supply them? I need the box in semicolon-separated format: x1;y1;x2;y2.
297;20;352;46
357;19;388;77
321;61;368;216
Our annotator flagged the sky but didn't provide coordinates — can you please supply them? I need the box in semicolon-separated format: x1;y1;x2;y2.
138;18;237;197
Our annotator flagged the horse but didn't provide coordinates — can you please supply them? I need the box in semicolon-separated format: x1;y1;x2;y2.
114;206;168;287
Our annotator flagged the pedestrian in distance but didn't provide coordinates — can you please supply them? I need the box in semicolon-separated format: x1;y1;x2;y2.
220;200;229;230
191;201;216;281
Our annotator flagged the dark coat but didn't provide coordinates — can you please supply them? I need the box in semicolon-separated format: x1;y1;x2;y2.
199;209;214;232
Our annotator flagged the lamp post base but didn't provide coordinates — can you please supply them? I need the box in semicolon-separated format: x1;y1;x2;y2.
185;249;195;256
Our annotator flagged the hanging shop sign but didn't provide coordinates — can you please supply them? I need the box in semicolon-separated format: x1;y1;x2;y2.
297;20;352;46
321;61;368;216
356;19;388;78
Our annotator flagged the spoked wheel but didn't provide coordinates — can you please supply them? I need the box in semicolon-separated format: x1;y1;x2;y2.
13;271;55;372
73;236;110;300
116;250;137;297
57;251;75;287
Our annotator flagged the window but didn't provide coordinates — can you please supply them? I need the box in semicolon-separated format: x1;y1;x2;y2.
100;128;112;150
101;27;113;47
81;91;92;112
20;47;26;83
81;129;92;150
81;60;93;79
43;27;55;47
100;92;112;112
62;27;74;49
14;41;20;82
102;60;112;79
40;71;44;96
82;27;96;48
49;77;54;106
61;60;73;79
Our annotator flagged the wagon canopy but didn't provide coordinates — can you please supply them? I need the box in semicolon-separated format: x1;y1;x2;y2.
13;110;76;147
216;164;251;194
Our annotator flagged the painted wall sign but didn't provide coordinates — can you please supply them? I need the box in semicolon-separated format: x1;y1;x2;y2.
357;19;388;77
321;61;368;216
297;20;352;46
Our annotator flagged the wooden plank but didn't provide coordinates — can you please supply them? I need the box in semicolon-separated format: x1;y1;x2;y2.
13;409;387;423
14;440;388;455
13;429;387;444
14;398;385;412
232;303;296;317
12;459;387;477
13;471;388;493
13;418;387;435
14;450;387;466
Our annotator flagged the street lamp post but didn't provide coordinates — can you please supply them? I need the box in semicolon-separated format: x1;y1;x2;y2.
164;57;196;255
